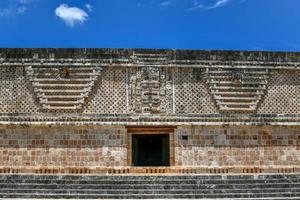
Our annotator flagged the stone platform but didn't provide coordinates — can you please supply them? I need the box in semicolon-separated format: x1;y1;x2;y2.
0;174;299;199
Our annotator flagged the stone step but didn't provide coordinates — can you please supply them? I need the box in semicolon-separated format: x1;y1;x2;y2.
207;74;267;79
41;101;84;105
135;57;169;61
0;192;299;199
33;83;92;87
42;105;82;110
37;86;88;90
33;78;95;82
31;67;96;71
209;81;267;85
0;182;300;190
0;198;297;200
211;91;264;95
1;174;299;180
205;71;268;75
210;86;266;90
214;96;261;101
37;95;86;99
135;62;168;66
0;188;299;195
2;177;299;183
0;174;298;199
35;81;91;84
133;53;170;57
219;107;256;112
32;72;98;76
217;102;257;106
41;97;82;101
35;89;91;93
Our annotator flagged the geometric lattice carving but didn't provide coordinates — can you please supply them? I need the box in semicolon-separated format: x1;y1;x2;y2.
206;67;269;112
83;68;128;114
26;65;102;111
174;68;218;114
0;66;39;113
258;70;300;114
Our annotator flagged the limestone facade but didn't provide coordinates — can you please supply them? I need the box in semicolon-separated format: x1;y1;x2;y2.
0;48;299;174
0;125;298;174
175;126;300;168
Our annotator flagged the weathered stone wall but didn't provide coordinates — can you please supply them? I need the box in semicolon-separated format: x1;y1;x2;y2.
0;125;299;173
0;126;127;168
175;126;300;167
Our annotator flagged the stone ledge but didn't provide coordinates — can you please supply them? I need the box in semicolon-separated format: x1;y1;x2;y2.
2;113;300;125
0;166;298;175
1;48;300;62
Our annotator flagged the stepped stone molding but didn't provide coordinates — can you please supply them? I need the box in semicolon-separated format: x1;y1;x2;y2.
205;67;269;113
174;68;218;114
25;65;102;111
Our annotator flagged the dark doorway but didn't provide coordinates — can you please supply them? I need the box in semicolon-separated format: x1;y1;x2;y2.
132;134;170;166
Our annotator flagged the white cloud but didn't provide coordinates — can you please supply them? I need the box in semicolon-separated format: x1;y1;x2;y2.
85;4;93;12
160;1;172;7
206;0;230;10
55;4;88;27
187;0;204;11
188;0;231;11
17;6;27;14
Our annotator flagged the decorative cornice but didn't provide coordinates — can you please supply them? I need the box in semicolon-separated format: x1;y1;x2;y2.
0;48;300;69
1;113;300;125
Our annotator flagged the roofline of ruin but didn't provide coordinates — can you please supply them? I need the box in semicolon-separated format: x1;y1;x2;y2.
0;48;299;62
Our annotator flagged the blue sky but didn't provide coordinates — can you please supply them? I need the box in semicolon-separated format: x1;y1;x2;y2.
0;0;300;51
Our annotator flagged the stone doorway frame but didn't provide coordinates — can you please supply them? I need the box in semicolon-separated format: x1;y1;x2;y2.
126;126;176;167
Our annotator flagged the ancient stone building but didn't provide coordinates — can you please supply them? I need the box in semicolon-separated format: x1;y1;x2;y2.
0;48;299;175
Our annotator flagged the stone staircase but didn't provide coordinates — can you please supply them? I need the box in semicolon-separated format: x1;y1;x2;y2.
206;67;269;112
0;174;299;199
26;66;102;111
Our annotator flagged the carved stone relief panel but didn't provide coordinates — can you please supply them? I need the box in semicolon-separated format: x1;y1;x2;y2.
128;67;173;114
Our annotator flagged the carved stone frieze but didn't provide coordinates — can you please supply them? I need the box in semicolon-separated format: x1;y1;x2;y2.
128;66;173;114
206;67;269;112
26;65;102;112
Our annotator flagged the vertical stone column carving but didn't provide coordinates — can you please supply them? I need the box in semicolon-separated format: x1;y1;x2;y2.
128;67;173;114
